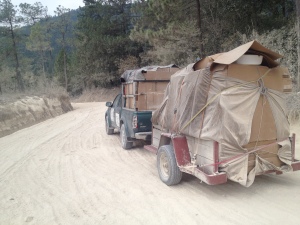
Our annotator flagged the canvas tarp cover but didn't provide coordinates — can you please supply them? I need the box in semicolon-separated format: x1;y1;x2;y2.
121;64;178;82
152;41;292;187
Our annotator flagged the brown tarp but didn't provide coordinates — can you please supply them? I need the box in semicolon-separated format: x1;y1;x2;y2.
152;41;292;186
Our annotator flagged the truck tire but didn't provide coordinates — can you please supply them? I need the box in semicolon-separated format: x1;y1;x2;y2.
157;145;182;186
105;116;114;135
120;124;133;149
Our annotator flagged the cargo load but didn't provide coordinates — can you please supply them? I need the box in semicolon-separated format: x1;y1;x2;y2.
152;40;295;186
121;65;180;111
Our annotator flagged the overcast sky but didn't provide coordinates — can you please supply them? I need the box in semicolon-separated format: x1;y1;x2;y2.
11;0;85;15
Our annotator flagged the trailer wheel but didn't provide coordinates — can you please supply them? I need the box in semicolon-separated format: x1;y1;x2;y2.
120;124;133;149
105;116;114;135
157;145;182;186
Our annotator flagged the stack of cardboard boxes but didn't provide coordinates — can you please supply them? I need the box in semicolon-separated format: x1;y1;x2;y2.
152;40;293;186
123;67;179;111
193;42;293;175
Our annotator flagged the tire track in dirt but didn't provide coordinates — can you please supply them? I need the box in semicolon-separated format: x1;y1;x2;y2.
0;102;300;225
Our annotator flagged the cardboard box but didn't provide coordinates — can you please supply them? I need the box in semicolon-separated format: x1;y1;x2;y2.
156;67;180;73
211;63;286;142
125;97;135;109
124;81;169;110
144;70;179;80
136;92;165;110
226;64;284;92
194;57;214;70
283;78;292;93
193;53;222;70
282;67;290;78
213;40;282;68
249;96;277;142
124;83;134;95
247;156;282;173
244;140;283;172
137;81;168;93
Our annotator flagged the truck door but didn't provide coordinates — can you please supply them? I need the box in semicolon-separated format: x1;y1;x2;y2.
110;94;122;128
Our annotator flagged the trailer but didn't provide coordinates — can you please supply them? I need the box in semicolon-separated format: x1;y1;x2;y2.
145;131;300;186
145;41;300;187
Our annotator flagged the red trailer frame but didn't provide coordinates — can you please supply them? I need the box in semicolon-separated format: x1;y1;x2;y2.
144;133;300;185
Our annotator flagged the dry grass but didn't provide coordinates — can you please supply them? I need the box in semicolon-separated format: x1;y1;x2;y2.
72;87;120;103
286;92;300;123
0;79;69;105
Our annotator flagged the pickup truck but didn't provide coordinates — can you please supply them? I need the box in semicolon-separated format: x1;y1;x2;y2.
105;93;152;149
105;65;179;149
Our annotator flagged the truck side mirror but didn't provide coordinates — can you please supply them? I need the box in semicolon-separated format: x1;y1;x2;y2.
106;102;112;107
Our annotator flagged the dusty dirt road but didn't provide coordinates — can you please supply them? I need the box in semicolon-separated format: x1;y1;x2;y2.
0;102;300;225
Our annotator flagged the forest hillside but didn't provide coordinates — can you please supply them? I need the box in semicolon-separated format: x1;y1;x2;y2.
0;0;300;96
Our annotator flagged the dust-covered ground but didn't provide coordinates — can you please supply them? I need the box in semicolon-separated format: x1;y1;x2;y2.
0;102;300;225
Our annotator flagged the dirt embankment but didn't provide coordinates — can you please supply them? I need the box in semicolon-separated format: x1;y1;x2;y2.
0;95;73;138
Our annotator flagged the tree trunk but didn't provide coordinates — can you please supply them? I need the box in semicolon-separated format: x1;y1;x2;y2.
251;0;258;31
195;0;204;58
296;0;300;91
10;20;24;92
63;50;67;91
62;33;68;91
41;50;46;80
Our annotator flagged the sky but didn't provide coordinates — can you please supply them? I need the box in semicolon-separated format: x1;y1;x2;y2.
11;0;85;15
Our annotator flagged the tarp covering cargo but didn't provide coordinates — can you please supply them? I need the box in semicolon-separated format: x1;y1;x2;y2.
120;64;178;82
152;40;293;186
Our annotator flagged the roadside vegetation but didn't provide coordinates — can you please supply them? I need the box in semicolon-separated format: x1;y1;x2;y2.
0;0;300;100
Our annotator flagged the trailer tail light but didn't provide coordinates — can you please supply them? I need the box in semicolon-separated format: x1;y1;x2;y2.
132;115;138;128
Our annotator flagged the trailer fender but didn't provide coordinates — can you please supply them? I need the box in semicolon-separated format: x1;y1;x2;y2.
171;135;191;167
159;133;191;167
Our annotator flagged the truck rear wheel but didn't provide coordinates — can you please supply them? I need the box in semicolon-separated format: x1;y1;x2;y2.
120;124;133;149
105;116;114;135
157;145;182;186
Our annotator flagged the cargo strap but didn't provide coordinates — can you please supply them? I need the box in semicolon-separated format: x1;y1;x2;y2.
195;137;289;169
180;68;272;133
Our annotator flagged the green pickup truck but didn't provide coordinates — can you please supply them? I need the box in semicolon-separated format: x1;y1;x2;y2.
105;66;179;149
105;93;152;149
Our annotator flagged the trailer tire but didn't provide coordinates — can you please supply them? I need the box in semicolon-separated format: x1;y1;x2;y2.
157;145;182;186
105;116;114;135
120;124;133;149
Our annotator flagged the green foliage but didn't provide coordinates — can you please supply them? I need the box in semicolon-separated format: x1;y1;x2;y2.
19;2;48;25
130;0;297;68
26;23;52;77
76;0;143;88
130;0;203;66
54;49;71;86
201;25;298;84
0;0;299;94
53;5;72;90
0;0;24;91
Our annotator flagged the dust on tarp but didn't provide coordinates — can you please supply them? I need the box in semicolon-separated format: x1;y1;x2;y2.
120;64;179;82
152;40;293;186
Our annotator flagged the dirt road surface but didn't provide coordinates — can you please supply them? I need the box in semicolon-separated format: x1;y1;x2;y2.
1;102;300;225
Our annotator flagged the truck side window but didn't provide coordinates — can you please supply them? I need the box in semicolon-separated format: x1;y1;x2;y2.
117;96;122;107
113;94;121;108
